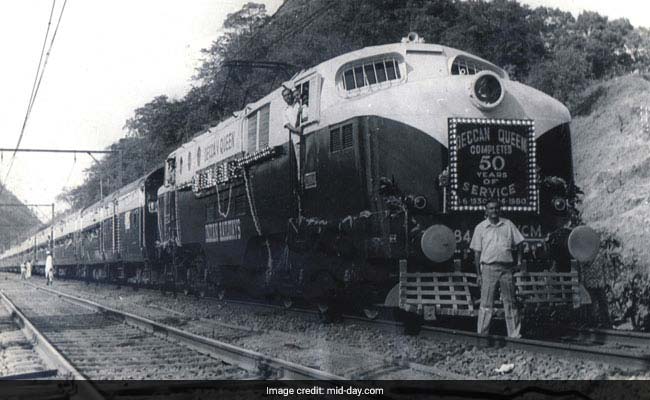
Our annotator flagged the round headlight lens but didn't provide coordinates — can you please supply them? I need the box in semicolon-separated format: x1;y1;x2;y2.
474;74;502;104
552;197;567;211
413;196;427;210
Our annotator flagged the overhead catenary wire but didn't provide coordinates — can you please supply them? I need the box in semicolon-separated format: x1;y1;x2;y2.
23;1;57;139
62;153;77;189
22;0;69;136
1;0;68;194
217;1;334;108
0;0;56;196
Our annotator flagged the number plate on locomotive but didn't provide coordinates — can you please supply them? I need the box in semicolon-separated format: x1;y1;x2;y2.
448;118;537;212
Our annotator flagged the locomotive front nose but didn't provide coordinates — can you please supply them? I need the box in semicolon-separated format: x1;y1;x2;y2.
420;224;456;262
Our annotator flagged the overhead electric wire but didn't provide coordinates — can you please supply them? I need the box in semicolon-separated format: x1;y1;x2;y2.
0;0;57;191
61;154;77;189
1;0;68;195
24;1;57;137
217;1;334;107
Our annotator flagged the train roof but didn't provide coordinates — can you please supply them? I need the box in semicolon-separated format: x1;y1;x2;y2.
159;37;569;191
192;41;510;134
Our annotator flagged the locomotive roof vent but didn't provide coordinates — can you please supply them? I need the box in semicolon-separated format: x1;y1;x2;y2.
402;32;425;44
468;70;505;110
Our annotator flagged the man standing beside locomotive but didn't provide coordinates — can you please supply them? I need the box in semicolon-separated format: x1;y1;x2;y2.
470;198;524;338
282;86;302;181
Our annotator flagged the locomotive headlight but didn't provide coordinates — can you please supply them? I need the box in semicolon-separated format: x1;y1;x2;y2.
568;226;600;262
469;71;505;110
413;196;427;210
552;197;567;212
421;224;456;263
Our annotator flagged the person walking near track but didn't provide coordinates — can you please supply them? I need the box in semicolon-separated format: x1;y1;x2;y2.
45;250;54;286
26;259;32;279
470;198;524;338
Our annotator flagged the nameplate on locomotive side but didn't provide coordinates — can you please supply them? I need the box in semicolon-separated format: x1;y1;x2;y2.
447;118;538;212
205;219;242;243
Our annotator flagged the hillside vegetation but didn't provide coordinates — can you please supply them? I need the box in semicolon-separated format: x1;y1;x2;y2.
0;185;43;253
574;75;650;268
572;75;650;329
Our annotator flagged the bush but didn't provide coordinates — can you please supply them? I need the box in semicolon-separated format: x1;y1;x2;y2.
594;233;650;330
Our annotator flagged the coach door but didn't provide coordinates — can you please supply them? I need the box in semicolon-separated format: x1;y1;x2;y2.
295;73;330;215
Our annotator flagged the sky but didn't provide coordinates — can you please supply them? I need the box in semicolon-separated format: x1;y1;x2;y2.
0;0;647;222
0;0;283;221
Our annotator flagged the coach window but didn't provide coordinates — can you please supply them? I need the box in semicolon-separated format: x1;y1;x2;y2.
246;103;270;153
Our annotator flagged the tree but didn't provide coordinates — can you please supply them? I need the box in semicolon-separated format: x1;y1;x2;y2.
438;0;546;79
623;27;650;73
526;47;592;111
571;12;633;78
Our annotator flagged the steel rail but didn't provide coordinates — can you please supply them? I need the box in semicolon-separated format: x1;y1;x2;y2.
541;324;650;348
33;284;346;380
0;289;105;400
416;325;650;372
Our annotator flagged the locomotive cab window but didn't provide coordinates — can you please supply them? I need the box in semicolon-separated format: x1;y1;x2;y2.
294;73;321;126
297;81;309;125
449;55;505;78
339;54;404;97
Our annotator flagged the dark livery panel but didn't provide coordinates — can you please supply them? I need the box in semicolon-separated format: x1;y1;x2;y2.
0;38;598;321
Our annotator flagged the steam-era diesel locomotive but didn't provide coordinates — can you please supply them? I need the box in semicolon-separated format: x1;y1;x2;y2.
0;34;600;321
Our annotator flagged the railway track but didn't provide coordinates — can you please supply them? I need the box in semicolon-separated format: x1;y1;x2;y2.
0;283;356;388
7;274;650;379
0;288;103;399
0;276;472;380
0;294;55;379
244;305;650;371
275;305;650;372
183;294;650;372
173;294;650;373
539;324;650;350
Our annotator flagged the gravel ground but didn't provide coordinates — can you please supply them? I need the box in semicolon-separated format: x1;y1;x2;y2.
4;274;646;379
